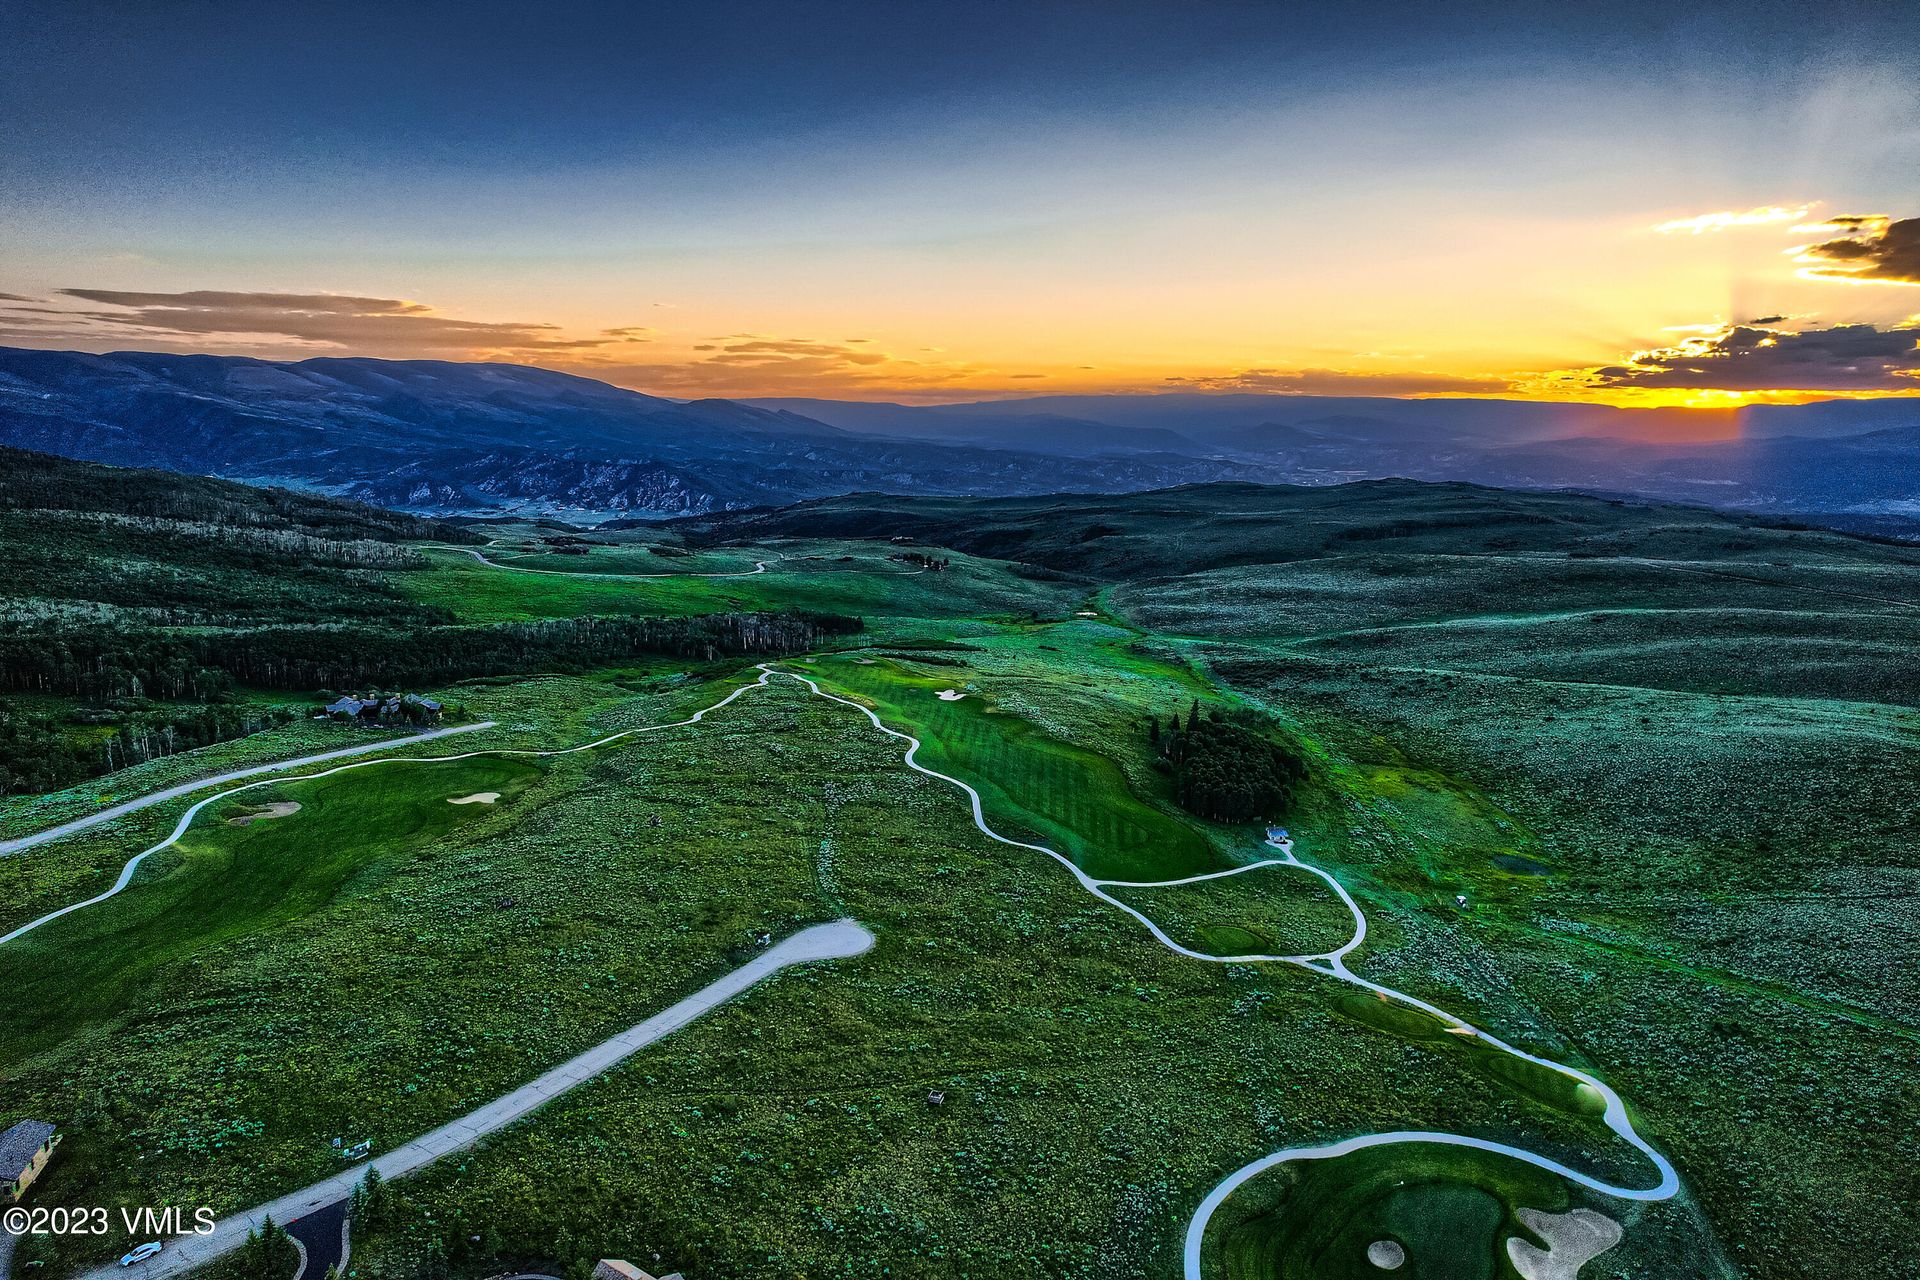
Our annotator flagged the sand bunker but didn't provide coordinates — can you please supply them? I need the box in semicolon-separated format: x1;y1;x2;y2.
1507;1207;1624;1280
936;689;966;701
1366;1239;1406;1270
227;801;301;826
448;792;501;805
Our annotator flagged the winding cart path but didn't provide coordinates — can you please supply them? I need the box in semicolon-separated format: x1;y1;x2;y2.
13;660;1677;1278
768;666;1680;1279
1;671;778;949
0;723;493;860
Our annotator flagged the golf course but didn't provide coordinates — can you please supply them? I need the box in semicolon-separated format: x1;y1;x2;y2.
3;467;1916;1280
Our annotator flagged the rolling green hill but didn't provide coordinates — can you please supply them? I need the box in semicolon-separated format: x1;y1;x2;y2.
674;478;1919;579
3;463;1916;1280
0;449;858;798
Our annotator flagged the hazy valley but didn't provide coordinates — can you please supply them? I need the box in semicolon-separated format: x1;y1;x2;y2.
6;347;1918;534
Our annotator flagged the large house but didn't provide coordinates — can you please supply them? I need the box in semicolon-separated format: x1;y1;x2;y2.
322;693;443;726
594;1260;684;1280
1;1120;59;1202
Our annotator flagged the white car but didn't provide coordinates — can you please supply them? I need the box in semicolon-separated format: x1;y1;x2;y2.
118;1243;163;1267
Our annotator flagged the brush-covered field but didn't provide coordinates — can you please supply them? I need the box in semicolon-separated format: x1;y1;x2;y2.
3;474;1916;1280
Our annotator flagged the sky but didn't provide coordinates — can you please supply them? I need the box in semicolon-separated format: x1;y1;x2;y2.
1;0;1917;407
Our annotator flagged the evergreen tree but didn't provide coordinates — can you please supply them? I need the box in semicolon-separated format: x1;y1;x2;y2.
1161;717;1307;823
356;1165;388;1227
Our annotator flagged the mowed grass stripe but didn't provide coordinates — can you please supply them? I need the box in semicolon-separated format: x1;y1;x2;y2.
809;656;1222;882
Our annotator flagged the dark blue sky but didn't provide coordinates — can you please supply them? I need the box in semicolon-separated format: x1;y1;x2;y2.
7;1;1904;180
2;2;1915;404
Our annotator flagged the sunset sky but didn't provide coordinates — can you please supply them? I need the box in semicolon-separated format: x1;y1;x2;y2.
2;1;1916;406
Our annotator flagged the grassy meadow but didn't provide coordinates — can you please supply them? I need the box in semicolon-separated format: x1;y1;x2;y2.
4;477;1917;1280
406;529;1081;631
1105;865;1357;958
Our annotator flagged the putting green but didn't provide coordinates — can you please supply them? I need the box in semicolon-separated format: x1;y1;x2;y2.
1207;1143;1568;1280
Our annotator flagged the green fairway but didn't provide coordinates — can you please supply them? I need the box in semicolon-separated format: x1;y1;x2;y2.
457;537;768;576
804;652;1226;881
1330;994;1608;1121
0;754;542;1066
406;539;1080;628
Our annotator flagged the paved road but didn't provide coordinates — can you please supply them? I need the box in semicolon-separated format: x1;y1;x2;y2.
286;1198;349;1280
71;920;874;1280
0;723;495;859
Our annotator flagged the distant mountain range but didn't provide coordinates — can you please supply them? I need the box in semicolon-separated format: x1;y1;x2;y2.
0;348;1248;518
2;346;1916;532
748;394;1920;535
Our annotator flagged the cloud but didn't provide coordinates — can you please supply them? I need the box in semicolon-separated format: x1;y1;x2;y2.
1572;320;1920;391
0;288;653;359
63;289;424;315
706;337;892;366
1163;368;1515;395
1794;215;1920;286
0;291;976;395
57;288;618;353
573;333;987;397
1790;214;1885;236
1653;205;1812;235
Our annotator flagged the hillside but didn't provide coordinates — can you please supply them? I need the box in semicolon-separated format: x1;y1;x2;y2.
5;345;1918;528
0;448;856;796
674;479;1920;578
0;347;1249;517
676;479;1920;709
0;446;475;628
3;466;1917;1280
750;392;1920;527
